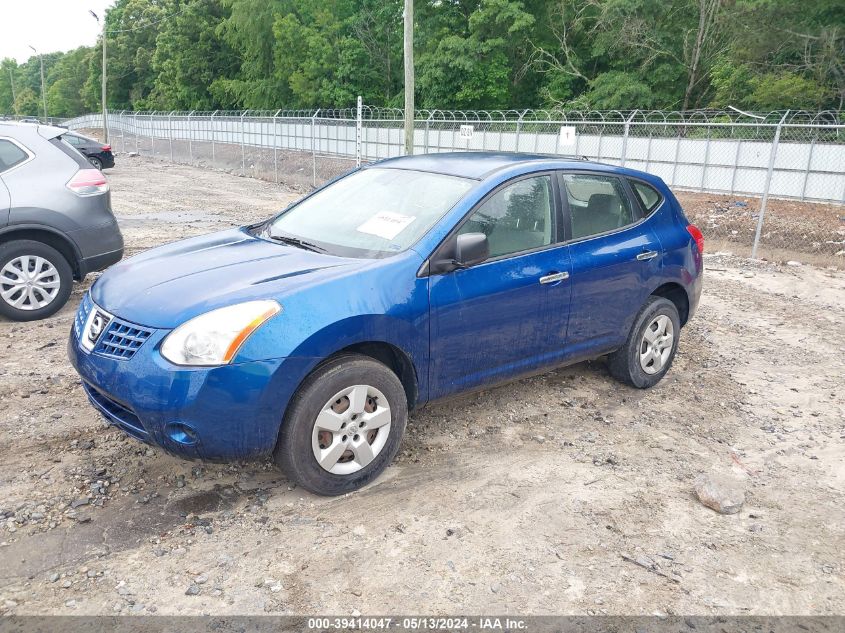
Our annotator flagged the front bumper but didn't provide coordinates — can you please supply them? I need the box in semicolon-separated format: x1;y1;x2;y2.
67;302;312;461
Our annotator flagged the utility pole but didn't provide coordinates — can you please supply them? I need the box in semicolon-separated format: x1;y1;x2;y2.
403;0;414;155
28;45;47;120
90;10;109;142
8;68;16;115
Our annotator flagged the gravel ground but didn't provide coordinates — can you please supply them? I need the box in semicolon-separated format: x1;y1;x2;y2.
0;156;843;616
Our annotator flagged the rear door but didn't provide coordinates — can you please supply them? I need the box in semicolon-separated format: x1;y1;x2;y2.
559;171;662;355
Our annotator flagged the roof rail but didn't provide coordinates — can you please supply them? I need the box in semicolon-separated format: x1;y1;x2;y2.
526;152;593;161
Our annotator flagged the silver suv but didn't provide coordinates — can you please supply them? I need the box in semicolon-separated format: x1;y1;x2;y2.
0;122;123;321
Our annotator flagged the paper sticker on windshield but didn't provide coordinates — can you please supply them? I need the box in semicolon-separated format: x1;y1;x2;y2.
356;212;416;240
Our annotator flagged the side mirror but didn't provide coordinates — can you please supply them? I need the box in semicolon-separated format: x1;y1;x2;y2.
455;232;489;267
430;232;490;274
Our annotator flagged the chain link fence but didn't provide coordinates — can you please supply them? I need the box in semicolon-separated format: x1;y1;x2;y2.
63;105;845;266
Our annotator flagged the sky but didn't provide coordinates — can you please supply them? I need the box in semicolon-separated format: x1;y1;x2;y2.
0;0;115;63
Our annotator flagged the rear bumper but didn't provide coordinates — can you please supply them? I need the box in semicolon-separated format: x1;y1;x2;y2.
98;152;115;169
72;218;124;277
80;247;123;276
687;266;703;322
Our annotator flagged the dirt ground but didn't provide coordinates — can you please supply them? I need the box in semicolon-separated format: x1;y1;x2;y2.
0;156;843;616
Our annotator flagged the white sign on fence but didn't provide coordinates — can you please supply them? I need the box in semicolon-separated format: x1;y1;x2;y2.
459;125;474;139
559;126;577;148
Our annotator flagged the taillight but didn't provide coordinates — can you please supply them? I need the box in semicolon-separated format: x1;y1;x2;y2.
687;224;704;253
66;169;109;196
101;145;111;152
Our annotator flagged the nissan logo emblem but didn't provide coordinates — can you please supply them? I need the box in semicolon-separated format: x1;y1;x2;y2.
88;314;106;342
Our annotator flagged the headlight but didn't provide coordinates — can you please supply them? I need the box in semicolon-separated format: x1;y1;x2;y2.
160;300;281;366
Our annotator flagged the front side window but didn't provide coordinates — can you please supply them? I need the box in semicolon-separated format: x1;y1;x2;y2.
0;139;29;172
265;168;474;258
562;173;636;240
457;175;554;258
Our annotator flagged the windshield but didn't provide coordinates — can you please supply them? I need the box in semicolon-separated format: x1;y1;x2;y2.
264;168;474;258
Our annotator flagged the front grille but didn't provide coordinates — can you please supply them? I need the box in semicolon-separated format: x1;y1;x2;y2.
73;294;92;339
82;382;148;441
94;319;154;360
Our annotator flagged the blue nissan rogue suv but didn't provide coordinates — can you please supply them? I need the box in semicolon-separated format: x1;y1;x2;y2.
69;153;703;495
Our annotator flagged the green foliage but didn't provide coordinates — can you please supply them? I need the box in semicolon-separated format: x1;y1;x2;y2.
14;87;40;117
579;71;656;110
148;0;238;109
0;59;17;114
3;0;843;116
748;73;832;111
417;0;535;109
47;48;94;117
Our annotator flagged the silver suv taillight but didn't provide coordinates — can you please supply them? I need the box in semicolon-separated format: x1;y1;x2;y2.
66;168;109;196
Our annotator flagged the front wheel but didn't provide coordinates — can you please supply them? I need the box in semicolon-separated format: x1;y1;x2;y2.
274;354;407;495
608;296;681;388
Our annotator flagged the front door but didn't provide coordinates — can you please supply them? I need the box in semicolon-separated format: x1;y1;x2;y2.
428;173;572;399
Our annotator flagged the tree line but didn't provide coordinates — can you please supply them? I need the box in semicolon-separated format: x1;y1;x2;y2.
1;0;843;118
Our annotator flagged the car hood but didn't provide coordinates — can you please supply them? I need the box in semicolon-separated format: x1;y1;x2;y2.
91;228;361;328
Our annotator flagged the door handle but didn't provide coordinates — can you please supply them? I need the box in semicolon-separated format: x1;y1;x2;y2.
636;250;659;261
539;271;569;285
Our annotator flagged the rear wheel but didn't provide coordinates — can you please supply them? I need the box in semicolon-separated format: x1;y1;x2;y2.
88;156;103;170
608;296;680;388
0;240;73;321
274;354;407;495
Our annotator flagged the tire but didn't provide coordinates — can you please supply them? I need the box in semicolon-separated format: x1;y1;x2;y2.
274;354;408;496
0;240;73;322
608;296;681;389
88;156;103;170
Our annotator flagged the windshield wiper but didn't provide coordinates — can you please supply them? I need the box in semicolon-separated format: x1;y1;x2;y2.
266;234;325;253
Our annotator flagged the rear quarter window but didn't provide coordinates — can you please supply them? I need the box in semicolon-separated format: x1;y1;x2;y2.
51;137;91;168
630;180;662;215
0;139;30;173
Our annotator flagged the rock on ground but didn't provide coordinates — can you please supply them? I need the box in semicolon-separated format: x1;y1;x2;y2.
694;473;746;514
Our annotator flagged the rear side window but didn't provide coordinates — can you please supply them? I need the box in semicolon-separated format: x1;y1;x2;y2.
631;181;662;215
0;139;29;173
561;173;636;240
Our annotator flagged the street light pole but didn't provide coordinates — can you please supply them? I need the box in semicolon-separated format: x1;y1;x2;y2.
28;45;47;120
90;10;109;143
